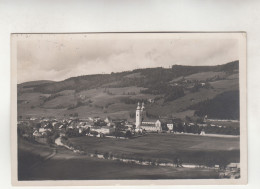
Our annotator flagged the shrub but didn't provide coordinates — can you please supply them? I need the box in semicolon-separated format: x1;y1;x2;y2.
103;152;109;159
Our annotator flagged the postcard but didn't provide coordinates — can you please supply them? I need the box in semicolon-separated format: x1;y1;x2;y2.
11;32;247;186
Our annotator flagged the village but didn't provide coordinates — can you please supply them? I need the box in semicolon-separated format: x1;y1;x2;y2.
18;101;240;143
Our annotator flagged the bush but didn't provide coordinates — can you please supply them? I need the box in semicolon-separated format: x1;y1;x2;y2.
66;128;81;137
103;152;109;159
125;130;132;138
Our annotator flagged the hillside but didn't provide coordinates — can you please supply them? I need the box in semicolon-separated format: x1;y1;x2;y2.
17;61;239;121
189;90;240;120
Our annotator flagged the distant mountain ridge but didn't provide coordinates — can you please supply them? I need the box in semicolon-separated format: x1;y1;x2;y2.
19;80;55;87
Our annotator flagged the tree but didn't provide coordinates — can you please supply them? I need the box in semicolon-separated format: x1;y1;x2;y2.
109;153;113;160
103;152;109;159
151;160;156;166
125;130;132;138
94;150;98;157
185;116;192;122
190;83;200;93
177;122;184;133
161;122;168;131
66;128;80;137
129;111;135;118
85;127;90;134
173;157;183;167
90;131;98;136
218;158;229;170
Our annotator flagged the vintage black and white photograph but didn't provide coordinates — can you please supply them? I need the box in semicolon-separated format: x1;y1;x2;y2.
11;33;247;184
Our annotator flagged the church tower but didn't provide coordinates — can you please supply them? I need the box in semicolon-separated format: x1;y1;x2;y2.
141;102;146;121
136;102;142;129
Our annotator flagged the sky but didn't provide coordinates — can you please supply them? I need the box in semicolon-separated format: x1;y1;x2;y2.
16;33;239;83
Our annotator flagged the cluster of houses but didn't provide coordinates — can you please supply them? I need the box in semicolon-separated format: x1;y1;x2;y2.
18;102;239;141
17;102;172;140
219;163;240;179
18;116;136;140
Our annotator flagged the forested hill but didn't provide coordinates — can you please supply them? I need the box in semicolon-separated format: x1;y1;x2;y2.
20;60;239;94
18;60;239;120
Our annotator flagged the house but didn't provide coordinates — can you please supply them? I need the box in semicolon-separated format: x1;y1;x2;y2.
79;128;83;134
17;121;24;124
22;134;30;138
90;126;115;135
125;124;134;129
106;122;115;127
67;120;78;129
167;123;174;131
30;117;38;121
42;118;50;122
60;128;66;136
93;117;101;122
39;128;47;133
200;130;206;135
227;163;240;170
104;117;111;123
52;121;58;127
85;122;93;128
104;117;115;127
198;123;207;127
148;98;155;103
33;130;42;137
112;119;127;126
76;122;86;128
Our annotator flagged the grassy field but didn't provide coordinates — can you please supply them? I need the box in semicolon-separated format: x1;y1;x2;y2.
18;138;54;180
185;71;226;80
208;120;240;127
25;155;219;180
70;134;240;165
18;138;220;180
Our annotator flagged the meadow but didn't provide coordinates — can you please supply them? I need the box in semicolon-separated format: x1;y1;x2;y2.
18;140;219;180
70;133;240;165
18;138;54;180
18;134;237;180
25;155;219;180
18;137;221;180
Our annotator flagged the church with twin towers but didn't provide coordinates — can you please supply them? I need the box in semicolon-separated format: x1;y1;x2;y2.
135;102;162;132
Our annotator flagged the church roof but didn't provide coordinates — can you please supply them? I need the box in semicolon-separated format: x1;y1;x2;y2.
136;102;141;110
141;124;156;127
142;119;160;123
141;120;160;127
